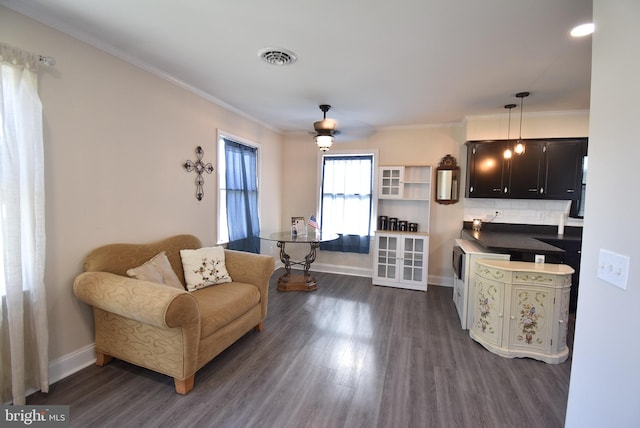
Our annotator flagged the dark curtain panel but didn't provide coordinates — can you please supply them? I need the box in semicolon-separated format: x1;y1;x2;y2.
320;234;371;254
319;155;373;254
224;138;260;253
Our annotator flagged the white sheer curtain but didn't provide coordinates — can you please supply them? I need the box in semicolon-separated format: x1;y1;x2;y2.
321;156;373;236
0;44;49;405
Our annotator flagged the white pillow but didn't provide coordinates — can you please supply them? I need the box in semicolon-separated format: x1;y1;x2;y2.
180;246;232;292
126;251;184;290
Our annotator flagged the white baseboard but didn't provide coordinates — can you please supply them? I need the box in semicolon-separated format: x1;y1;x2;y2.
429;274;454;288
276;262;372;278
280;263;454;288
307;262;372;278
48;343;96;385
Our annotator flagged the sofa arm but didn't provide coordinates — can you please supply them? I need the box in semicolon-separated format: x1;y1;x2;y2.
73;272;200;328
224;250;275;318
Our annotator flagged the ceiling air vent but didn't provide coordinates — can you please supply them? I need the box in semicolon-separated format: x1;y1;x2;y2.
258;48;297;66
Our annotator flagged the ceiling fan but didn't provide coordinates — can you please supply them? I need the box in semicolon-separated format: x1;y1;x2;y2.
310;104;376;151
313;104;340;151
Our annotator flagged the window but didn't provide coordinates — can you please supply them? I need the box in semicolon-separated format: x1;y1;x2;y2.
319;154;373;254
218;135;260;253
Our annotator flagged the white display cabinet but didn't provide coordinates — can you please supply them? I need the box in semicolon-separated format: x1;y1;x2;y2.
373;165;431;291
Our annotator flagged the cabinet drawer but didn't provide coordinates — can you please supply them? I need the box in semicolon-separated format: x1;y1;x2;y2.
513;272;572;287
476;264;511;282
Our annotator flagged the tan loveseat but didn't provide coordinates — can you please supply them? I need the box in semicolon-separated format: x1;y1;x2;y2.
73;234;274;394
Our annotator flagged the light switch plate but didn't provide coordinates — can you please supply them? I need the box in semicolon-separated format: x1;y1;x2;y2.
597;249;630;290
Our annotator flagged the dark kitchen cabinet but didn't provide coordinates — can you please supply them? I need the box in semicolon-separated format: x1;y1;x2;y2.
466;138;588;209
544;139;586;199
466;141;510;197
538;238;582;313
509;140;545;198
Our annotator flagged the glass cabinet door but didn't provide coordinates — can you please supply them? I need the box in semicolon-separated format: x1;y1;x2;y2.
379;167;403;198
402;236;424;282
376;235;398;280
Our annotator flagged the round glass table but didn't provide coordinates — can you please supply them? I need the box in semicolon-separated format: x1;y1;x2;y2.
260;231;338;292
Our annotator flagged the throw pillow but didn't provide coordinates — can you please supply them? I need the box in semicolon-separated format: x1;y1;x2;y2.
126;251;184;290
180;246;232;292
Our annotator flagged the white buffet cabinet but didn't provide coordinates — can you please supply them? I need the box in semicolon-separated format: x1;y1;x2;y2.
469;259;574;364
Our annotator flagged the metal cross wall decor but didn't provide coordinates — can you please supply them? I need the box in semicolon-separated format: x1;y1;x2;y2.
184;146;214;201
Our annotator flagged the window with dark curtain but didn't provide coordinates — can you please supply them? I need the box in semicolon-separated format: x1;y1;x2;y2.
319;155;373;254
224;138;260;253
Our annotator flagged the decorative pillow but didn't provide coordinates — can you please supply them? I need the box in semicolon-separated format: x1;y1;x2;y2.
180;246;232;292
126;251;184;290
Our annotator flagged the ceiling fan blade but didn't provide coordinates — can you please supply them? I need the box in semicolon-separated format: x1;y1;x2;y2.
313;118;337;133
309;104;374;141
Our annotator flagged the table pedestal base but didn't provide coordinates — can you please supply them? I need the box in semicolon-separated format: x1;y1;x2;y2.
275;239;321;292
277;273;317;292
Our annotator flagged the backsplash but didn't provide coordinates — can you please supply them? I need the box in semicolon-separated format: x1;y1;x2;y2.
463;199;583;227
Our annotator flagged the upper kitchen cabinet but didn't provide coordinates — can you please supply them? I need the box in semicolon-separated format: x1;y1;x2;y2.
544;139;587;199
466;141;511;197
509;141;545;198
466;138;588;210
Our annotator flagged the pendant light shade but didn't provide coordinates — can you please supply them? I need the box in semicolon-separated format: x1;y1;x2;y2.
315;134;333;151
515;91;530;155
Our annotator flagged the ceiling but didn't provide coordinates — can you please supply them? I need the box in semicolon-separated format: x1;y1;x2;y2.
2;0;593;138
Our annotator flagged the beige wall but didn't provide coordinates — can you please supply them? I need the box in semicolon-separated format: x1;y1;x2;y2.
465;110;589;141
0;7;283;370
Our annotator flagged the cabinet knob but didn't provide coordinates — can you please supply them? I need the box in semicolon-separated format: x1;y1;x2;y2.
559;319;564;324
499;313;504;318
510;315;515;320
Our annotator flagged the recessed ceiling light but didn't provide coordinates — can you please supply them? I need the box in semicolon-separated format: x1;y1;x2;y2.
570;23;594;37
258;48;297;66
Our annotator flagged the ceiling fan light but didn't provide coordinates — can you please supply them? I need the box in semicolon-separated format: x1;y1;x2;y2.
315;135;333;151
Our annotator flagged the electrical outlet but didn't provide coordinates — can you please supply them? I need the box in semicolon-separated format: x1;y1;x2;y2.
597;249;630;290
495;210;503;217
535;254;545;263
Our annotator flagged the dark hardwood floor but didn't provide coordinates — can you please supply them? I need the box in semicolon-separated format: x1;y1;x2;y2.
29;270;572;427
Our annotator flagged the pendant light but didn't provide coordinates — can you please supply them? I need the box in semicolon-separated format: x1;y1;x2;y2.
503;103;516;159
514;91;530;155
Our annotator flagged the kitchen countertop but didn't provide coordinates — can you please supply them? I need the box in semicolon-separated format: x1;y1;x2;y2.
460;222;582;255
